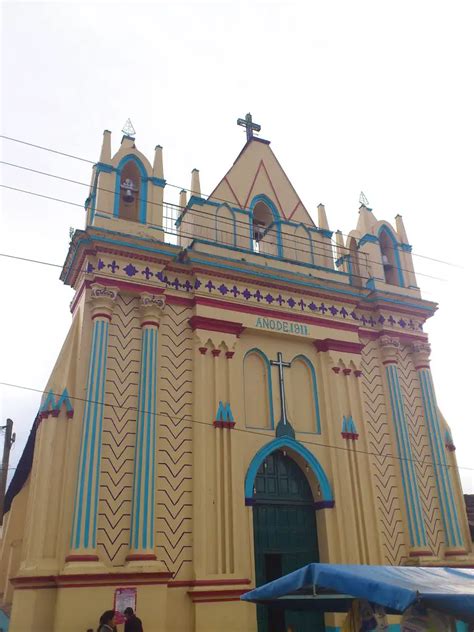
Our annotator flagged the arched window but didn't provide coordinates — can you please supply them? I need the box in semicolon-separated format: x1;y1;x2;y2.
243;349;274;429
294;224;313;263
379;227;403;286
286;355;321;433
215;204;236;246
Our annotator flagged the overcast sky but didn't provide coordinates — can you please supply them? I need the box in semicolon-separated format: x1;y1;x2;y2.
1;1;473;494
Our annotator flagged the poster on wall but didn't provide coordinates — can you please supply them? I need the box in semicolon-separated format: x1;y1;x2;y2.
114;587;137;624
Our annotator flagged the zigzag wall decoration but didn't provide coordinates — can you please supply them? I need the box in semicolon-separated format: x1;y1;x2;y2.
398;344;444;556
156;303;193;578
360;337;407;564
97;295;141;565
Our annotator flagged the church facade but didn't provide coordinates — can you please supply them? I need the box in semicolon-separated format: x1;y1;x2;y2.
1;120;472;632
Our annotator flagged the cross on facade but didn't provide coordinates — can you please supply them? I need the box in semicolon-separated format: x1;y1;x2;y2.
237;112;261;142
270;352;291;427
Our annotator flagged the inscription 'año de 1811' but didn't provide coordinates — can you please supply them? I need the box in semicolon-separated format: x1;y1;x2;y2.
255;317;309;336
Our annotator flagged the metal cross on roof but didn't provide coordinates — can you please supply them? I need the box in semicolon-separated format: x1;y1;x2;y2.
237;112;261;142
122;118;136;138
359;191;370;207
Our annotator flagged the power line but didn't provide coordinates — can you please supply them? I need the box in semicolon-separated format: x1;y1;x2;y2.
1;380;472;474
0;133;460;269
0;182;449;284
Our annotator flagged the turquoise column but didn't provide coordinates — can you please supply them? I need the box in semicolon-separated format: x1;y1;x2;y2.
127;293;165;562
68;284;118;562
380;336;430;555
413;342;465;553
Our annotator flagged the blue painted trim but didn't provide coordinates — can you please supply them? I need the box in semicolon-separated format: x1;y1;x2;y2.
249;194;283;257
391;364;427;546
188;195;206;206
358;233;379;248
243;348;275;429
244;436;333;501
216;401;234;422
57;388;74;413
419;370;462;547
291;354;321;434
378;225;405;287
148;176;166;188
316;228;333;239
113;155;148;224
93;319;108;547
400;243;412;253
95;162;115;174
385;364;428;547
72;318;99;548
40;389;56;413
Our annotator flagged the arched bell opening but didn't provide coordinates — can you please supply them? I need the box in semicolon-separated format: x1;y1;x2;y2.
250;195;282;257
379;226;404;286
114;155;148;223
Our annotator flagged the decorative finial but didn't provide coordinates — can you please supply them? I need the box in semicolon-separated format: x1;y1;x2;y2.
122;118;136;138
237;112;261;142
359;191;369;207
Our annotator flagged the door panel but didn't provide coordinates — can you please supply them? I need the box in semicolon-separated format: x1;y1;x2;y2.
253;452;325;632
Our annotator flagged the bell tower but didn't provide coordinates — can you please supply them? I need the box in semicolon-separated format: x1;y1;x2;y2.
85;123;165;240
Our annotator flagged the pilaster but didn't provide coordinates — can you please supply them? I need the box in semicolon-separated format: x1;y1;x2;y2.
67;284;118;563
380;335;431;557
412;342;468;555
127;293;166;563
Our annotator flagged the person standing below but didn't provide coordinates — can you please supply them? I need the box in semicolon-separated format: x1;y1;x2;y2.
124;607;143;632
97;610;118;632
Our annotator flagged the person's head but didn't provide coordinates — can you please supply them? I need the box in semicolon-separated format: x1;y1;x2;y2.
124;607;134;619
98;610;117;628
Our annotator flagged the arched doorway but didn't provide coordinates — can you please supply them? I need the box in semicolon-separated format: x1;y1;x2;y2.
253;450;324;632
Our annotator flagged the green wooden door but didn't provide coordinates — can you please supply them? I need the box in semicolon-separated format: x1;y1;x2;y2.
253;451;325;632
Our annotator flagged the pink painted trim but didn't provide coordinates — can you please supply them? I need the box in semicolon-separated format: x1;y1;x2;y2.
199;347;208;355
446;444;456;452
342;368;352;376
195;297;360;332
141;320;160;328
354;370;362;378
211;349;221;357
415;364;430;371
341;432;359;440
51;409;60;417
92;312;112;321
87;277;164;296
168;578;251;588
66;410;74;419
315;339;365;354
125;553;157;561
409;549;433;557
287;200;303;222
225;351;235;359
65;554;99;562
360;329;428;344
332;367;341;374
223;176;243;208
189;315;245;336
445;549;468;557
213;420;236;429
382;360;398;365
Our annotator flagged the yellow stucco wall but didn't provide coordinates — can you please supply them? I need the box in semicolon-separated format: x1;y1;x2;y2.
1;131;472;632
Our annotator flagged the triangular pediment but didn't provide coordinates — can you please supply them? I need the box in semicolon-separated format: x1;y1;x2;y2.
208;138;315;226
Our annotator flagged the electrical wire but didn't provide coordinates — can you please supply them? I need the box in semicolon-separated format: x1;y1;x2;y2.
0;181;449;284
0;133;461;268
1;381;472;474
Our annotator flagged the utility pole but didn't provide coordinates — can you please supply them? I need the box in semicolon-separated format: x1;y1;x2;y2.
0;419;15;525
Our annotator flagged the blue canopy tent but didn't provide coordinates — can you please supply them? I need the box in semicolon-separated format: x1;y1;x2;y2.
241;564;474;622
